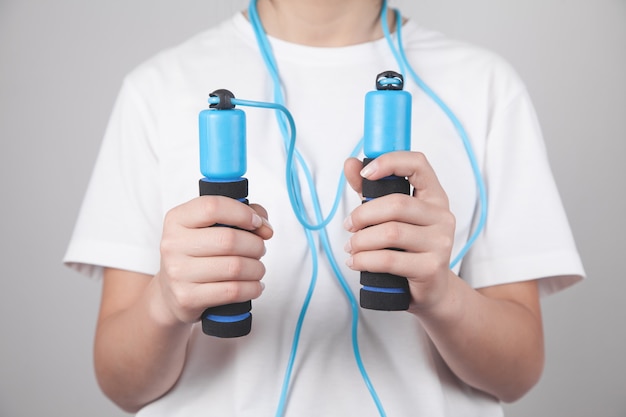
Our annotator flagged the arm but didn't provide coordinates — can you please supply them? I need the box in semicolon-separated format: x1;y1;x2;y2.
95;268;190;413
343;152;545;402
94;196;273;412
417;273;544;402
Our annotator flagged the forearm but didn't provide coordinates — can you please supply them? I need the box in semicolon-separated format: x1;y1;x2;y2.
413;271;544;403
94;276;192;413
92;200;272;412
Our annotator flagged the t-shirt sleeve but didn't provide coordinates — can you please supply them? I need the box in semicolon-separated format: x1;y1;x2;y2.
459;87;585;297
63;78;163;279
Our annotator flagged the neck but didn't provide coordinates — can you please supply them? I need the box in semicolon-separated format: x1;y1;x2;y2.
248;0;395;47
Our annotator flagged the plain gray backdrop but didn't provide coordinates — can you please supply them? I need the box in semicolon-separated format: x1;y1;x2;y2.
1;0;624;416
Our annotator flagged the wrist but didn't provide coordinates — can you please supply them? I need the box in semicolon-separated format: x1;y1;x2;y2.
146;274;192;331
408;269;467;327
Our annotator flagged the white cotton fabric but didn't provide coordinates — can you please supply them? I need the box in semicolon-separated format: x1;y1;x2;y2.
64;12;584;417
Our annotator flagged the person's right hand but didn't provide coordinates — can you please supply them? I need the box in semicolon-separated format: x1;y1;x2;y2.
154;196;273;326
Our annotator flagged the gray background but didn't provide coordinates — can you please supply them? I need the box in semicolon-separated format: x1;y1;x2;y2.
1;0;624;416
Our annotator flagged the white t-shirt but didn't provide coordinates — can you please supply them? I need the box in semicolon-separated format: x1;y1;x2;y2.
64;12;584;417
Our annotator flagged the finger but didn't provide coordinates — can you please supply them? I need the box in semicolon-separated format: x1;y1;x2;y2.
165;255;267;285
167;196;265;231
250;203;274;240
347;248;446;281
360;151;449;208
344;157;365;196
168;279;266;322
345;193;449;232
174;226;267;259
346;221;442;254
194;280;266;310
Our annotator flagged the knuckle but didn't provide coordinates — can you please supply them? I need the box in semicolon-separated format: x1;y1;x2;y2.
378;250;397;271
413;151;427;165
419;255;440;277
443;211;456;230
433;231;454;253
163;208;177;228
200;195;220;214
160;236;177;257
439;213;456;249
162;261;183;282
171;284;192;309
386;194;410;217
429;253;449;275
382;222;402;246
221;281;244;303
225;257;245;279
198;196;224;225
216;227;238;253
387;193;406;208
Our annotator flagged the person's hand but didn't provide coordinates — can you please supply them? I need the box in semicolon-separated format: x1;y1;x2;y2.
154;196;273;326
343;151;455;312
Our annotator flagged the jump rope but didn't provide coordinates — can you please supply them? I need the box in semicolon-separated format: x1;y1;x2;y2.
198;0;488;415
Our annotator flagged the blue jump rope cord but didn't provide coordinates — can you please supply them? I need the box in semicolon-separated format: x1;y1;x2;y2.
247;1;385;416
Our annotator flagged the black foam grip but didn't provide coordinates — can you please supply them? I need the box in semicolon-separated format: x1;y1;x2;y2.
362;176;410;199
202;315;253;338
361;271;408;288
360;272;411;311
199;178;253;337
201;301;252;338
360;159;411;311
360;288;411;311
362;159;410;198
199;178;248;199
203;300;251;316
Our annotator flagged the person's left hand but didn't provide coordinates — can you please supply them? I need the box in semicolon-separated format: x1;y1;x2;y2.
343;151;456;312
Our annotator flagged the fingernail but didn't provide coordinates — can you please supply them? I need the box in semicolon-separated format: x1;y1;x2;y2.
343;215;353;231
360;161;377;178
345;256;354;268
260;281;266;292
252;213;263;229
262;217;273;231
344;239;352;253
